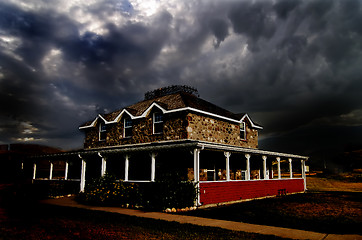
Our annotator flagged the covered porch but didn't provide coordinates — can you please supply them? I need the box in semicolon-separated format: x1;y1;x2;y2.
31;140;308;206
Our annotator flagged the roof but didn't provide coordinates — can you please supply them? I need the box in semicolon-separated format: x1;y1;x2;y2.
32;139;308;160
79;91;263;129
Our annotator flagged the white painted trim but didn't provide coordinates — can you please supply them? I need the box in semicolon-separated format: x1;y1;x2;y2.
276;157;281;179
49;161;53;180
79;104;263;130
240;113;263;129
124;155;129;181
150;152;156;182
33;163;37;180
65;161;69;180
196;141;309;160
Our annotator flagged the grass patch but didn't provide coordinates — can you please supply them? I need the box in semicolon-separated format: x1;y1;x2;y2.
179;191;362;234
1;184;287;240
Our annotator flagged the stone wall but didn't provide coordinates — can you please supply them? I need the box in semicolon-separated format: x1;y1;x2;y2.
83;111;258;149
83;111;188;149
186;113;258;148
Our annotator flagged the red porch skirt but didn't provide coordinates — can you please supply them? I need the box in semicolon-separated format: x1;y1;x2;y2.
199;178;305;205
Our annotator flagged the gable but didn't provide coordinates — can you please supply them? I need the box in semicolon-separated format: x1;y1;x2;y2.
79;92;263;130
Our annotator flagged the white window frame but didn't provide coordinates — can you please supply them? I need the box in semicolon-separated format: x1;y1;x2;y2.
153;112;164;134
123;117;132;138
240;121;246;140
99;122;107;141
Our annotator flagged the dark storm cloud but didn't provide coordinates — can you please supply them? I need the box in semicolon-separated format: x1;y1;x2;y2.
0;0;361;155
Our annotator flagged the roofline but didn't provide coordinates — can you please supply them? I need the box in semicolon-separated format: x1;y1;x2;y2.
240;113;263;129
79;104;263;130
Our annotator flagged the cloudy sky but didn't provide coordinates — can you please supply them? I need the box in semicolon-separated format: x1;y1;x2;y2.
1;0;362;157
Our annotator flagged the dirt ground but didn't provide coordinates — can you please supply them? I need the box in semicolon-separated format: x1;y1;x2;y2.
307;175;362;192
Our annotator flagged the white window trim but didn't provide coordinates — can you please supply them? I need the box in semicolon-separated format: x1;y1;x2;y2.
153;112;163;134
123;118;132;138
240;121;246;140
99;122;106;141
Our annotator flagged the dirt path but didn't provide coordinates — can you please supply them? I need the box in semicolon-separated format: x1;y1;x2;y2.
307;176;362;192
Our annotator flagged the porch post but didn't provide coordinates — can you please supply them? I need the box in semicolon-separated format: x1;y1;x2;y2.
224;152;231;181
65;161;69;180
277;157;281;179
193;148;201;206
301;159;307;191
245;154;251;180
262;156;267;179
98;152;106;177
49;161;53;180
32;162;37;180
289;158;293;179
79;154;86;192
124;155;129;181
151;152;157;182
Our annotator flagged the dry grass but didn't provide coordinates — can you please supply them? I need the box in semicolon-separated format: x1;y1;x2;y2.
307;175;362;192
180;174;362;234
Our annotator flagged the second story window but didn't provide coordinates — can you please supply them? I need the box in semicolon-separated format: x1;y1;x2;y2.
240;122;246;140
153;112;163;134
99;122;107;141
124;118;132;138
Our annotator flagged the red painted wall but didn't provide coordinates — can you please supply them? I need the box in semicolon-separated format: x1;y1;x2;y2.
199;179;305;205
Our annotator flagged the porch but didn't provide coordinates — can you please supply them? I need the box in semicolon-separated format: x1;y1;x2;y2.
31;140;308;206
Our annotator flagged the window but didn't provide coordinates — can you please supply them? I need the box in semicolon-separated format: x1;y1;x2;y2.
99;122;107;141
240;122;246;140
153;112;163;134
124;118;132;138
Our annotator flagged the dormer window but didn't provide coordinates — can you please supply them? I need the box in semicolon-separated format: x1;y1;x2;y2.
153;112;163;134
99;122;107;141
240;121;246;140
124;118;132;138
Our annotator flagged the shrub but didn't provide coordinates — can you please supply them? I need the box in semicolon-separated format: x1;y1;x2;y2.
77;173;197;211
77;174;140;206
142;173;198;211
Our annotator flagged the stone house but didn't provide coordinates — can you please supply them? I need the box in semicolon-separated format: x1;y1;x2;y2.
32;85;308;206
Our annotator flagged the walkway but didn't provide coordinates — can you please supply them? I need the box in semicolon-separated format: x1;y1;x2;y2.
41;196;362;240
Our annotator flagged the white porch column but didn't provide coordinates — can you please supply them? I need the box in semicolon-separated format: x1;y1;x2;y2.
193;149;200;183
193;148;201;206
65;161;69;180
289;158;293;179
150;152;157;182
301;159;307;191
277;157;281;179
224;152;231;181
98;152;107;177
79;154;86;192
124;155;129;181
33;163;37;180
262;156;268;179
245;154;251;180
49;161;53;180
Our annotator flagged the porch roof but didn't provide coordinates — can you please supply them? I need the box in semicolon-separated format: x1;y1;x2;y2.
31;140;308;160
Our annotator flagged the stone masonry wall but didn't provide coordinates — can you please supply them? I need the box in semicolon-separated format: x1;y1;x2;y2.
83;111;258;149
186;113;258;148
83;111;188;149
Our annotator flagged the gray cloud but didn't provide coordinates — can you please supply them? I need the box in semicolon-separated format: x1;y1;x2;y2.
0;0;361;155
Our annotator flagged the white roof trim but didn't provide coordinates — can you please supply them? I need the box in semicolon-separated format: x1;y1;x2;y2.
240;113;263;129
79;105;263;130
197;141;308;160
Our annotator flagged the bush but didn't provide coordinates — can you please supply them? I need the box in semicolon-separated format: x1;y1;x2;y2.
77;174;140;206
142;173;197;211
77;173;198;211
